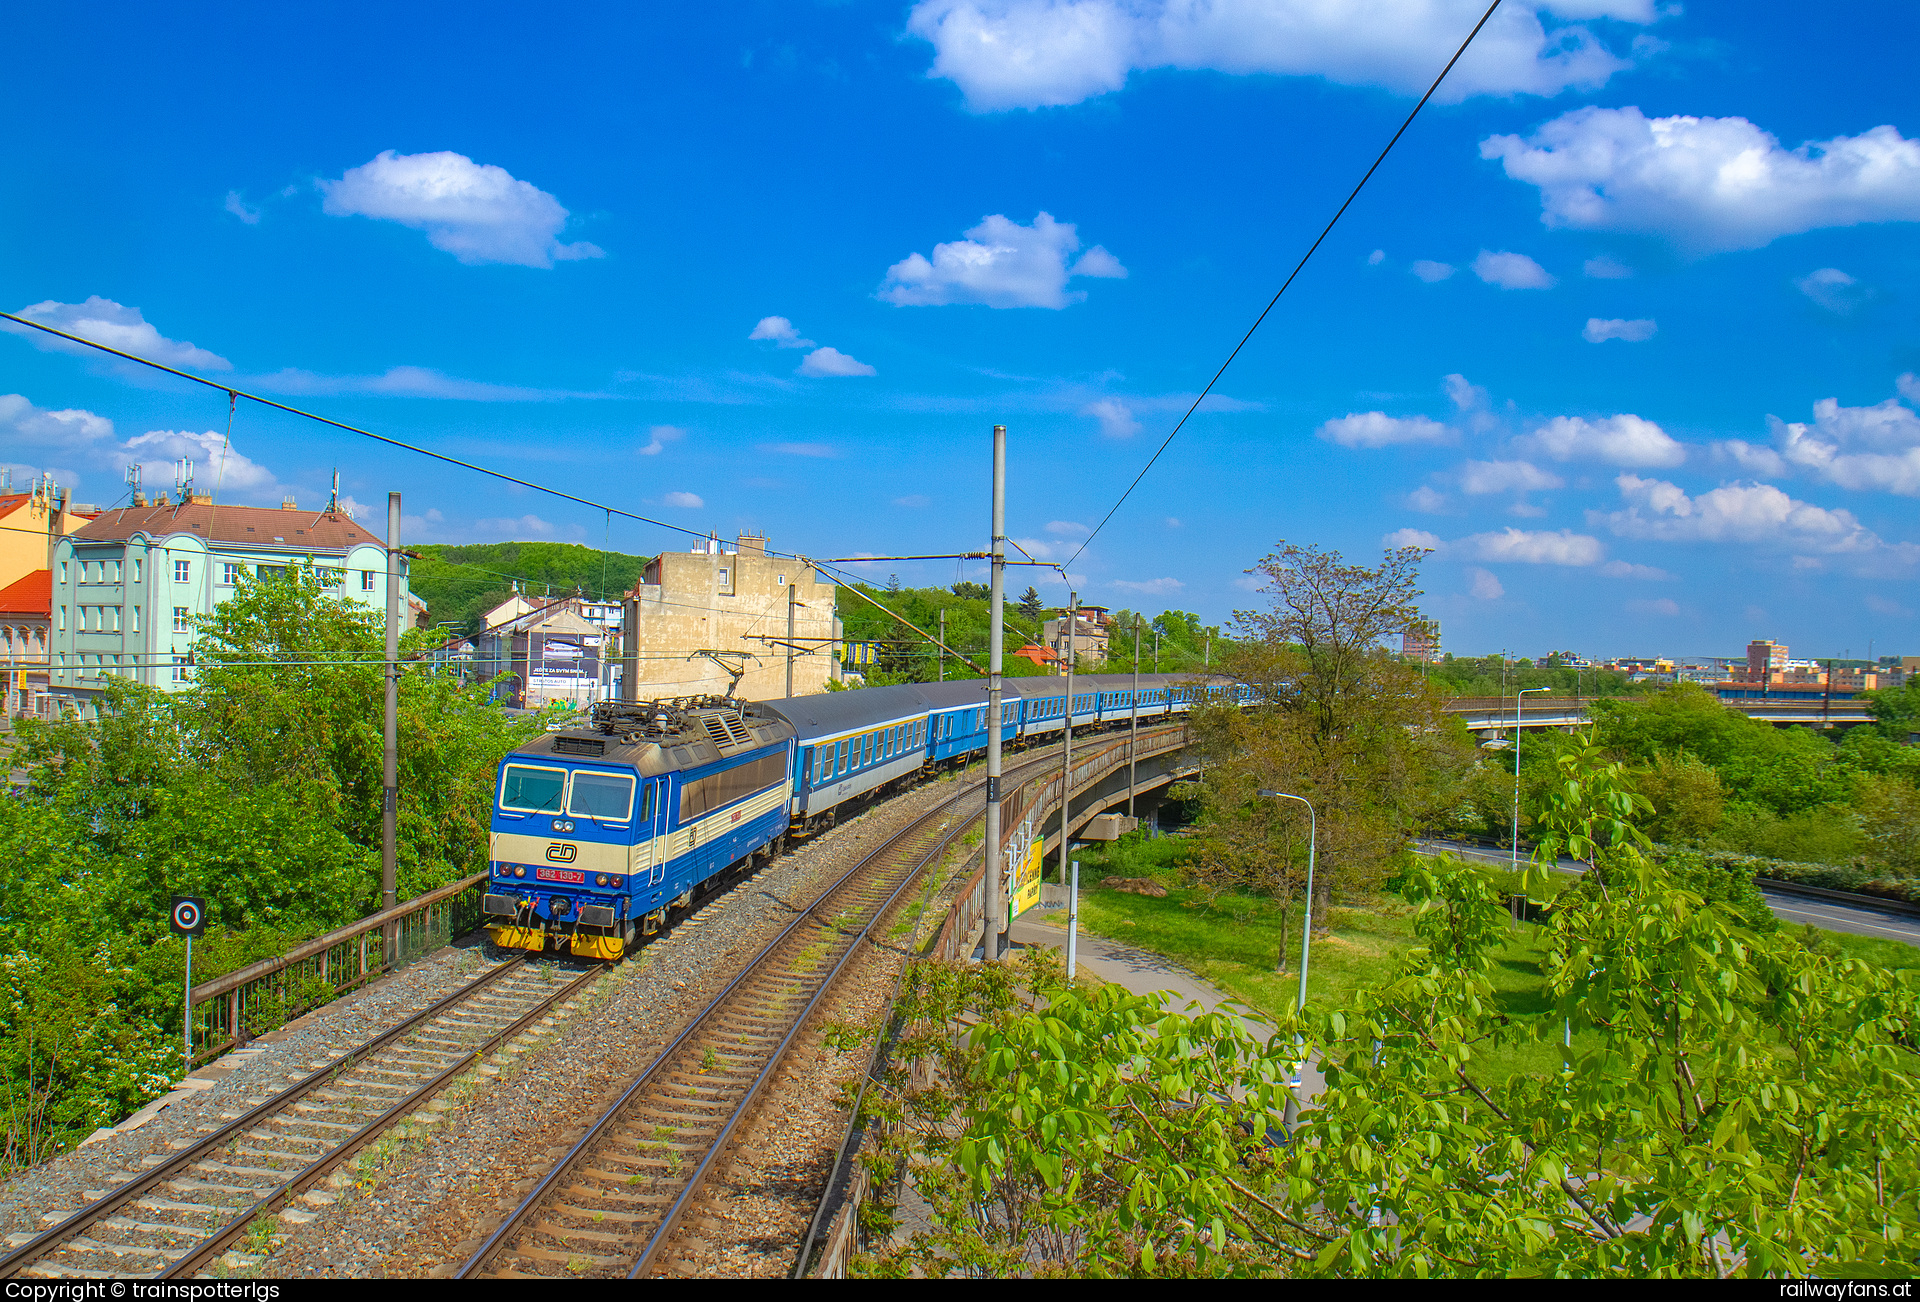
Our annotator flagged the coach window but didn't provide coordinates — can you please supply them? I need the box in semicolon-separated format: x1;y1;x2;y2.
862;733;873;766
836;739;849;774
569;770;635;822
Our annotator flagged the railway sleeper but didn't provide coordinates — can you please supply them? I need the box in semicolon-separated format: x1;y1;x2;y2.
564;1180;672;1206
528;1222;634;1247
548;1202;664;1226
503;1244;627;1270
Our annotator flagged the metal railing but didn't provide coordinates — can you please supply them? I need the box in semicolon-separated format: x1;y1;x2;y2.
186;871;488;1064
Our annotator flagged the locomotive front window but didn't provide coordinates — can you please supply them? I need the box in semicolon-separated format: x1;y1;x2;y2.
501;764;567;813
569;770;635;821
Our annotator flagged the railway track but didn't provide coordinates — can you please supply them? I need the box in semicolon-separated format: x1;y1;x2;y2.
455;757;1034;1280
1;955;604;1279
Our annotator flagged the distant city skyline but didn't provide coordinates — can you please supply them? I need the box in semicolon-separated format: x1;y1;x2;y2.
3;2;1916;657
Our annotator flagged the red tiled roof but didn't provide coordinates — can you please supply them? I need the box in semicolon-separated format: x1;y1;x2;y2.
0;569;51;617
72;502;375;550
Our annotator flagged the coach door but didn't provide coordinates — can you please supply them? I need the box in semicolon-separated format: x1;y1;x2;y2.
643;778;668;886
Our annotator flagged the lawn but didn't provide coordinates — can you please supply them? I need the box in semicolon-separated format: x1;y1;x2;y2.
1037;830;1911;1083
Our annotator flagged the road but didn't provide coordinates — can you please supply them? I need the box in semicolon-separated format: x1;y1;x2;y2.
1416;837;1920;948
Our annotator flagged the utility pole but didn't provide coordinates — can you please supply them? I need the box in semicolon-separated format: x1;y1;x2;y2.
1059;591;1076;884
1128;615;1141;818
382;492;400;966
785;577;796;697
1204;630;1211;670
1154;627;1160;673
938;607;946;682
983;426;1007;961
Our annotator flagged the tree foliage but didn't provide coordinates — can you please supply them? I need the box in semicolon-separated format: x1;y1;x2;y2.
409;540;652;635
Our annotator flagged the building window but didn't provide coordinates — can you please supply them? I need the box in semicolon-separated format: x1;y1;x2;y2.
58;561;67;584
58;606;66;632
173;607;190;634
131;606;140;633
108;560;121;583
172;655;189;683
132;557;141;584
174;559;190;583
220;562;244;586
716;565;733;596
108;607;120;633
319;567;343;587
362;570;376;591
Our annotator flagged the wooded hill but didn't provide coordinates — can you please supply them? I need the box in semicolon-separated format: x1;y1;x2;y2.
410;542;653;636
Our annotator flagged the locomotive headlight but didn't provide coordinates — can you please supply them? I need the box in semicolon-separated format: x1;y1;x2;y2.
608;874;624;888
594;874;609;887
513;865;526;878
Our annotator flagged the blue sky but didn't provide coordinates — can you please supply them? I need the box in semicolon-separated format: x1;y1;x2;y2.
4;0;1918;661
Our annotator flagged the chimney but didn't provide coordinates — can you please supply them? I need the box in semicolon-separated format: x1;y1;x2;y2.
736;531;767;555
154;491;171;506
189;493;213;505
281;495;297;510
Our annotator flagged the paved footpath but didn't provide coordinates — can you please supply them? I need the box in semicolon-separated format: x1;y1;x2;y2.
1007;912;1327;1103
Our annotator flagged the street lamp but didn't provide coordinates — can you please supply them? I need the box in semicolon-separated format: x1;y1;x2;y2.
1512;686;1553;874
1259;788;1316;1131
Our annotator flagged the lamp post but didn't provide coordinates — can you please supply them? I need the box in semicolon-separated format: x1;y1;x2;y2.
1512;686;1552;875
1259;788;1316;1131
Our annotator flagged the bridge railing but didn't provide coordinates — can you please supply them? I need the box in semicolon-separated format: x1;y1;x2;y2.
186;872;489;1064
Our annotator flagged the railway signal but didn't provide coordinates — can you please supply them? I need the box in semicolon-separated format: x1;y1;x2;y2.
170;895;207;1065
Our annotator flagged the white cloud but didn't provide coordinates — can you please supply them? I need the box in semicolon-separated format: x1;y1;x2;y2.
1598;473;1916;562
879;212;1123;308
1110;576;1184;595
1164;516;1182;528
1765;392;1920;496
1009;536;1065;561
1045;520;1089;535
1457;459;1563;495
1482;107;1920;254
1458;527;1605;565
1383;528;1442;550
0;393;299;503
759;442;839;458
250;365;560;401
0;393;116;453
472;513;558;538
1410;260;1455;283
1627;597;1681;616
123;429;280;495
1714;439;1789;478
1583;255;1632;278
1318;411;1451;448
1443;373;1488;413
749;316;815;348
4;296;232;370
798;346;877;377
661;491;705;509
1600;559;1671;580
1867;593;1913;618
894;494;931;508
1407;485;1449;513
1583;317;1656;343
1517;413;1686;467
906;0;1656;112
640;425;685;456
1794;267;1873;314
1083;397;1141;438
1472;249;1556;289
1367;249;1386;265
224;191;261;225
1468;567;1505;600
318;150;605;268
1231;574;1263;591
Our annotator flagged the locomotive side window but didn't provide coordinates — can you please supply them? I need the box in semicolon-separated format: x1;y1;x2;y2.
501;764;567;813
569;770;636;821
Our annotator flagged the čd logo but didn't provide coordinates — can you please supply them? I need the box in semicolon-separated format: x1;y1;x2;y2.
546;843;577;863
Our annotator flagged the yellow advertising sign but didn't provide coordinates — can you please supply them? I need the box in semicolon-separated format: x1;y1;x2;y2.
1010;838;1045;919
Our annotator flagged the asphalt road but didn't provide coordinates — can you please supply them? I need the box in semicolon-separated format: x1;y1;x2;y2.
1415;837;1920;948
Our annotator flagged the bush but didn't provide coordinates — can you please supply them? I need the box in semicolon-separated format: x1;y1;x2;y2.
1652;843;1920;908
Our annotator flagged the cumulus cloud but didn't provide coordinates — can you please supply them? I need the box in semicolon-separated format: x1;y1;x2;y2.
1045;520;1090;535
1628;597;1681;616
759;442;839;458
0;393;298;503
472;513;558;538
1368;249;1386;265
224;191;261;225
1110;576;1184;595
894;494;931;508
1583;317;1656;343
250;365;560;401
797;346;877;377
905;0;1656;112
1473;249;1556;289
1583;255;1632;278
318;150;605;268
1083;397;1141;438
1456;459;1563;495
1164;516;1182;528
661;491;705;509
1407;485;1449;513
1457;527;1605;565
639;425;685;456
1383;528;1443;550
1597;473;1915;561
1410;260;1455;283
1318;411;1451;448
749;316;815;348
1444;373;1489;413
1517;413;1686;467
4;296;232;370
1482;107;1920;254
1467;567;1505;600
123;429;280;495
879;212;1123;308
1762;390;1920;495
1795;267;1874;315
0;393;116;454
1600;559;1671;579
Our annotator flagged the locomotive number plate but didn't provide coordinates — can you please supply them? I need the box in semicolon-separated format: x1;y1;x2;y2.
536;867;586;884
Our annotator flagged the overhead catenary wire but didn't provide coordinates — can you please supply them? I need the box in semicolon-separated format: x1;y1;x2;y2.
1063;0;1506;570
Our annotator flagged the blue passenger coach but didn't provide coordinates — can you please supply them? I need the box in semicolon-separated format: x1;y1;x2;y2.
484;697;795;958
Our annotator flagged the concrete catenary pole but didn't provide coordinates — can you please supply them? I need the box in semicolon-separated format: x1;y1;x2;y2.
938;607;946;682
1128;615;1141;817
383;492;400;965
785;577;796;698
983;425;1007;961
1059;591;1075;884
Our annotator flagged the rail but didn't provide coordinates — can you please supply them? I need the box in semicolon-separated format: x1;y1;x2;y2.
186;870;488;1064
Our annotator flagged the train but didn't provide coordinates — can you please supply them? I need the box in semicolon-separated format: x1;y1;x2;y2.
481;673;1251;959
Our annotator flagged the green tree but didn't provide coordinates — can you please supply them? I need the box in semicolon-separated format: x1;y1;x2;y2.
1018;585;1043;626
409;541;652;635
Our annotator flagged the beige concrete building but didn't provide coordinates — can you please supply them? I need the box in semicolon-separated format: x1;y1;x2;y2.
1042;609;1110;668
620;533;840;702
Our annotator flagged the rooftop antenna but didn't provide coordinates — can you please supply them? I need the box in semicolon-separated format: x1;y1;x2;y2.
174;457;194;501
327;468;340;515
0;468;10;494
